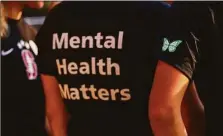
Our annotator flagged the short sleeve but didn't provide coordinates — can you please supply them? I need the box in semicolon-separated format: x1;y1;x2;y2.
156;5;199;80
35;7;60;76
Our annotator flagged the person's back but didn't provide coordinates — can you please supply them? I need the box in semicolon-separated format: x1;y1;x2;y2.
36;2;200;136
37;2;161;135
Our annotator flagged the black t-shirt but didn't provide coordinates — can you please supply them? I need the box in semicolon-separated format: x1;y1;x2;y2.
192;3;223;136
36;2;199;136
209;3;223;136
170;2;223;136
2;18;47;136
196;3;223;136
169;2;214;102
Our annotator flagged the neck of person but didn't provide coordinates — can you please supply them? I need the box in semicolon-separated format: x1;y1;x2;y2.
4;3;23;20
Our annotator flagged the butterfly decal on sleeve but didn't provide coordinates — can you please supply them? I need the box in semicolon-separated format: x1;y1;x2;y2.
162;38;183;52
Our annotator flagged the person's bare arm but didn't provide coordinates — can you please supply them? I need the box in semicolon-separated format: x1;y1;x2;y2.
41;74;68;136
46;1;61;11
181;81;205;136
45;116;53;136
149;61;189;136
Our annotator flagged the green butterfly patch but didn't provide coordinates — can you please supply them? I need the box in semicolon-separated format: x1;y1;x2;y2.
162;38;183;52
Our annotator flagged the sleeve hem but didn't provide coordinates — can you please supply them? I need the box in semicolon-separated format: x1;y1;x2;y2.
39;72;56;77
158;58;193;80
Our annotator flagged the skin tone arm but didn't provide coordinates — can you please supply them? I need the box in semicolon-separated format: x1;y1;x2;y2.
47;1;61;11
45;116;53;136
41;75;68;136
3;2;23;20
181;81;205;136
149;60;189;136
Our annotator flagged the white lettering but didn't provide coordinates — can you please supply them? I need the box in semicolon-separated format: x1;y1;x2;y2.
70;88;80;100
52;31;124;50
89;85;98;100
82;36;93;48
79;62;90;75
80;84;90;100
91;57;96;75
98;88;109;101
59;84;131;102
56;57;120;76
95;32;103;48
69;36;80;48
68;62;78;75
120;89;131;101
97;59;106;75
104;36;115;49
107;58;120;75
118;31;124;49
53;33;68;49
59;84;70;99
56;59;67;75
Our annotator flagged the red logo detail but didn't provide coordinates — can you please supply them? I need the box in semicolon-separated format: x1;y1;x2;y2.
21;50;38;80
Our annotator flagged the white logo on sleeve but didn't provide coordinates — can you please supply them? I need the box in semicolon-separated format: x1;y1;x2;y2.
21;49;38;80
18;40;38;80
162;38;182;52
1;48;14;56
17;40;38;55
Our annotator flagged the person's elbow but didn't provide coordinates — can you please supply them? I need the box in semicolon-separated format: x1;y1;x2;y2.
149;101;177;125
149;61;189;124
41;74;67;122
